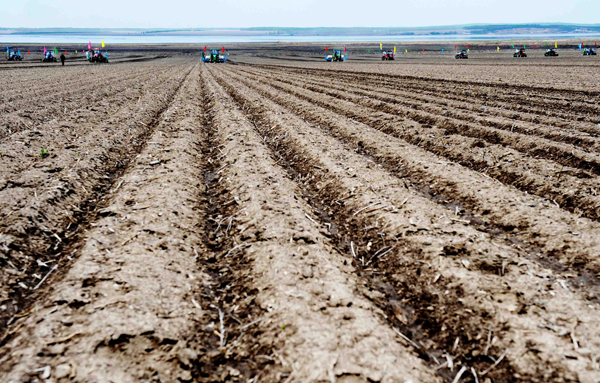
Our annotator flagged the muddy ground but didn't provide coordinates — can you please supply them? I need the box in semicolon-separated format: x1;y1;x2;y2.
1;46;600;382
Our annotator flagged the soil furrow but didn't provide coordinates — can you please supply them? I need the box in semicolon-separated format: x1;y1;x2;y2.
228;66;600;223
239;62;600;118
242;65;600;149
0;61;186;142
240;64;600;134
240;66;600;180
214;65;600;383
0;63;214;382
217;65;600;292
201;65;443;381
0;61;196;332
240;66;600;129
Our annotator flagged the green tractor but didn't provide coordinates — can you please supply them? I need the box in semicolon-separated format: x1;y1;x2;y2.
325;49;347;62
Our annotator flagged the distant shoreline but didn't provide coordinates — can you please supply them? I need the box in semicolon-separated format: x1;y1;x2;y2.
2;23;600;37
2;32;600;45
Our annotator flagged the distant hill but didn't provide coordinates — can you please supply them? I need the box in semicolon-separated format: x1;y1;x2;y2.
2;24;600;36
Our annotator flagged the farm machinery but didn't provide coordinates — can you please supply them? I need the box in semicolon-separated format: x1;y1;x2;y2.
544;48;559;56
381;51;395;60
202;49;228;63
455;50;469;59
325;50;347;62
583;48;597;56
42;51;58;62
8;50;23;61
87;49;109;63
514;49;527;57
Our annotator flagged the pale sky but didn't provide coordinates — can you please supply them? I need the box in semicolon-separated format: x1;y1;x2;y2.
1;0;599;29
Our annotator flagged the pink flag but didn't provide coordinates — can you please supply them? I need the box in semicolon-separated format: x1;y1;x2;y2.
44;47;47;53
89;41;91;50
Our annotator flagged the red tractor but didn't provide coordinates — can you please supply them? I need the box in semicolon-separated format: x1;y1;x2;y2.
514;49;527;58
381;51;395;60
455;50;468;59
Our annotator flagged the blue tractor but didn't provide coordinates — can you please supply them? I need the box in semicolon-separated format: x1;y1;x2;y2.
325;50;347;62
8;49;23;61
87;49;109;63
202;49;227;63
42;51;58;63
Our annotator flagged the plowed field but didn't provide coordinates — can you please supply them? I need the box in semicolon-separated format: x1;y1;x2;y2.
1;54;600;383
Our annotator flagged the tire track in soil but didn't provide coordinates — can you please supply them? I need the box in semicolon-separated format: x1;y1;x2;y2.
233;65;600;223
219;66;600;298
213;67;600;382
0;61;196;337
202;65;442;382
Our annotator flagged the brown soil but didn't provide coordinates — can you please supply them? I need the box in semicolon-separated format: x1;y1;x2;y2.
1;50;600;382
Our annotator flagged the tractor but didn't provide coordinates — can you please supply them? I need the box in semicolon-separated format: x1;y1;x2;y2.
455;50;468;59
8;50;23;61
381;51;395;60
583;48;597;56
87;49;109;63
514;49;527;57
325;50;346;62
42;51;58;62
544;48;559;57
202;49;227;63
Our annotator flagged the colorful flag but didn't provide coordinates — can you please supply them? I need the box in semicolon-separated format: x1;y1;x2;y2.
442;48;444;53
497;46;500;52
18;49;20;56
54;47;58;55
101;40;105;48
344;46;347;52
555;42;557;48
511;44;515;49
455;45;457;50
204;46;207;52
222;46;225;52
467;44;469;50
380;43;382;50
5;45;8;54
44;46;47;53
393;46;396;54
325;46;328;51
89;41;91;50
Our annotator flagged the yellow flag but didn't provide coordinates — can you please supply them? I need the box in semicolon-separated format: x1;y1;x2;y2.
405;49;407;53
497;46;500;52
380;43;382;50
555;42;557;48
394;46;396;53
102;40;105;48
75;50;77;54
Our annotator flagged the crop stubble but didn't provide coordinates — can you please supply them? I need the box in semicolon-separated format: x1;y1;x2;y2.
1;55;600;382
